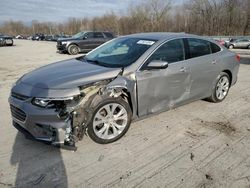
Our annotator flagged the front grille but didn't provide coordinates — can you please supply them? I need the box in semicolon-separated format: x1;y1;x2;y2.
11;92;29;101
10;105;27;122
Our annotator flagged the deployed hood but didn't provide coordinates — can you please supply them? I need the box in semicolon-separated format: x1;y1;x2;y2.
20;58;122;89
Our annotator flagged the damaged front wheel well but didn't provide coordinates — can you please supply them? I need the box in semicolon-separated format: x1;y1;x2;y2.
120;89;133;114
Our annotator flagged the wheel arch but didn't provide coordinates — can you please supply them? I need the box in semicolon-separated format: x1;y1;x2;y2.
222;69;232;86
67;43;79;50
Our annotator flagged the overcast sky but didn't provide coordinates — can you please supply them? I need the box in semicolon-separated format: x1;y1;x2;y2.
0;0;183;24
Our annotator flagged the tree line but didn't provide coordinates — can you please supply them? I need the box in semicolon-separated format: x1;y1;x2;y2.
0;0;249;37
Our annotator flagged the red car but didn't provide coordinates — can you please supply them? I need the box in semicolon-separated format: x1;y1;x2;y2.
215;39;225;46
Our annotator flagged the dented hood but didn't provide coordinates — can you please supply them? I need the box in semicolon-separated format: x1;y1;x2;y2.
20;58;121;89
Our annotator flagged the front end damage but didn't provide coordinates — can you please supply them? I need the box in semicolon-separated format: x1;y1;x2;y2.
58;76;136;150
9;75;136;151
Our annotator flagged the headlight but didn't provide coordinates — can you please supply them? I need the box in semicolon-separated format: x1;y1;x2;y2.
32;96;76;108
32;98;53;107
61;41;68;45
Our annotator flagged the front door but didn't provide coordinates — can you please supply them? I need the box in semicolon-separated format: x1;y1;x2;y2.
136;39;191;117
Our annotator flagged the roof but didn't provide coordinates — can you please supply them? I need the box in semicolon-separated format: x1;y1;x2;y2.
125;32;197;41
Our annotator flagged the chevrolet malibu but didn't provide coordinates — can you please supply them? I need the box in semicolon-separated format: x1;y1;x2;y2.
9;33;240;149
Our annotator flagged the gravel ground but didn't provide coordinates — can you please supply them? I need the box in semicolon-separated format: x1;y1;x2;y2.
0;40;250;188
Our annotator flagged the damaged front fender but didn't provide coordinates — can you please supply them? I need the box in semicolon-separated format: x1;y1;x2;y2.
55;75;137;149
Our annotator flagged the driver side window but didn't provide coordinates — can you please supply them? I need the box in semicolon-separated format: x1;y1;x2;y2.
148;39;185;64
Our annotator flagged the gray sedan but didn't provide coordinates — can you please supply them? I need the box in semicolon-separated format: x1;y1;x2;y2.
9;33;240;149
227;38;250;49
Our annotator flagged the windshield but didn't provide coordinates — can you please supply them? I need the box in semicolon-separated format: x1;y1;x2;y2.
84;37;157;68
72;32;85;39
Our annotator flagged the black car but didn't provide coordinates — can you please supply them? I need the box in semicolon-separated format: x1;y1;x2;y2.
0;34;13;46
57;31;115;55
32;33;45;41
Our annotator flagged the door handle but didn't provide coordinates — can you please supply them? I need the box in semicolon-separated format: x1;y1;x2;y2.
180;67;186;73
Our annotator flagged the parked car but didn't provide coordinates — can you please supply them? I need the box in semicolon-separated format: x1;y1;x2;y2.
15;35;24;39
57;31;115;55
44;35;53;41
9;33;240;150
0;34;13;46
226;38;250;49
214;39;225;46
32;33;45;41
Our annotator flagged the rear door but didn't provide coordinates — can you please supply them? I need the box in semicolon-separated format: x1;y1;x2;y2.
94;32;107;46
238;39;250;48
184;38;221;100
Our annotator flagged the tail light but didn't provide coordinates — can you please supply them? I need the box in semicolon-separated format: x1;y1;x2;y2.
236;54;240;62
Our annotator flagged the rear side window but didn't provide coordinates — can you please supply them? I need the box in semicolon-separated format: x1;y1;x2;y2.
104;32;114;38
188;38;211;58
210;42;221;53
239;39;249;42
85;32;94;38
148;39;185;64
94;32;104;38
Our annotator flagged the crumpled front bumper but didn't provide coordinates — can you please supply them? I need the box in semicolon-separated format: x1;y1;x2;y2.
9;95;68;145
56;43;67;52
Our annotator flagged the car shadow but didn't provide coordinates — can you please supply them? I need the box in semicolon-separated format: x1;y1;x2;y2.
10;82;68;187
240;57;250;65
10;133;68;187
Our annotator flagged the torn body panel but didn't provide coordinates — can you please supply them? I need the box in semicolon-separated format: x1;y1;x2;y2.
54;76;137;148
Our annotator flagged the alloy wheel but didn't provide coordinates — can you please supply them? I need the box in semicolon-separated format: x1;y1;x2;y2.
93;103;128;140
215;76;230;100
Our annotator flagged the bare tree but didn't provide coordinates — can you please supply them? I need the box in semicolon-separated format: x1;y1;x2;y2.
0;0;249;37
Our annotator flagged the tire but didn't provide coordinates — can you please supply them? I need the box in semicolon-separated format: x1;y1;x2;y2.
229;45;234;49
68;44;79;55
6;39;13;46
207;72;230;103
248;45;250;49
87;97;132;144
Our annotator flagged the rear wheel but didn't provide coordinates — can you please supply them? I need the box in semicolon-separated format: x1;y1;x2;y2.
68;44;79;55
207;72;230;103
87;97;132;144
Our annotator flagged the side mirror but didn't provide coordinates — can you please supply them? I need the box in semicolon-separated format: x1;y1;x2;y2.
147;60;169;69
82;36;87;40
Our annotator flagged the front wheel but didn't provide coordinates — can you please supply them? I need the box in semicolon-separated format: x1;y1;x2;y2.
87;97;132;144
68;44;79;55
229;45;234;49
207;72;230;103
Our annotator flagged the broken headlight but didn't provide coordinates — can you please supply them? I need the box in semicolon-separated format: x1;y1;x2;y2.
32;95;82;108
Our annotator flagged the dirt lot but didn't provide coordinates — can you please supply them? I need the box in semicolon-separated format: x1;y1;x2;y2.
0;40;250;188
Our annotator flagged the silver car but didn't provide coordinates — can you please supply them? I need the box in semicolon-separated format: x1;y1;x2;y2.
227;38;250;49
9;33;240;149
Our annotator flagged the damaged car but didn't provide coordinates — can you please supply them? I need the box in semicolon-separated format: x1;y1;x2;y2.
9;33;240;150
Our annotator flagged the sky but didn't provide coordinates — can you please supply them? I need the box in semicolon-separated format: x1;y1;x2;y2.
0;0;183;25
